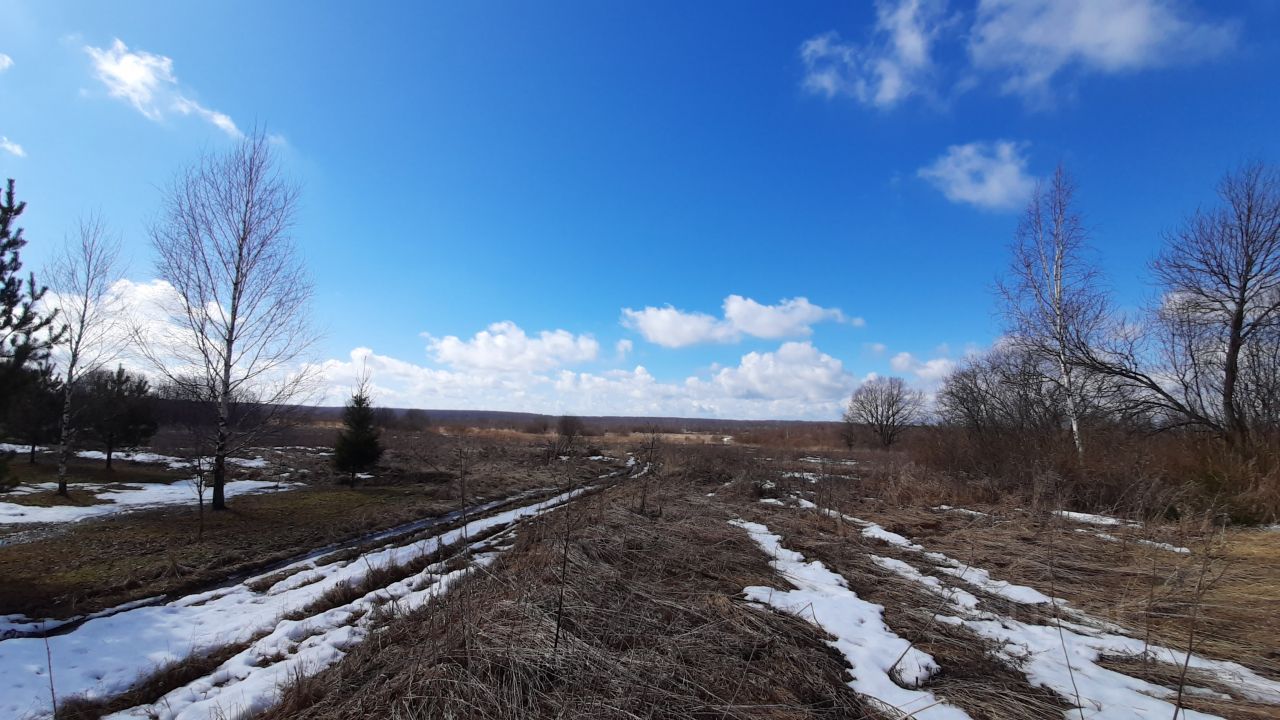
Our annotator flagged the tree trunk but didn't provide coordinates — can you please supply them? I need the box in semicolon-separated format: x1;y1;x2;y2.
105;436;114;470
213;367;232;510
1058;355;1085;460
56;381;74;495
1222;299;1248;447
212;450;227;510
28;443;36;464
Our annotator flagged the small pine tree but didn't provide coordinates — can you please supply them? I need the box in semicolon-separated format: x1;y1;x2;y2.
1;180;62;486
80;366;159;470
4;360;62;470
333;377;382;486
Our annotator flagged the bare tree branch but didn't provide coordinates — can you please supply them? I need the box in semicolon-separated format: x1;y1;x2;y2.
139;130;318;510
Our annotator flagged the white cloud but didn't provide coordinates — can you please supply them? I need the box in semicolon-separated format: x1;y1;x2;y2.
623;295;850;348
0;136;24;158
917;140;1034;210
800;0;946;108
703;341;852;404
866;342;888;355
969;0;1238;101
615;339;633;358
0;54;13;72
172;96;240;137
57;279;858;420
84;39;241;137
621;305;735;348
426;321;599;372
722;295;846;339
890;351;956;382
317;340;856;420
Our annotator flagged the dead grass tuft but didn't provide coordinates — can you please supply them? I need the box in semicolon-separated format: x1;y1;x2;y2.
261;483;874;719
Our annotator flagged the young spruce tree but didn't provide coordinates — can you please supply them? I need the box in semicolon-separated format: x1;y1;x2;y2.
333;375;382;486
1;179;62;485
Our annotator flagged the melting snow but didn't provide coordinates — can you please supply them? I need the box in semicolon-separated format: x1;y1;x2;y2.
731;518;972;720
0;487;586;719
765;498;1280;718
0;479;299;525
933;505;988;518
1075;529;1192;555
1058;510;1139;528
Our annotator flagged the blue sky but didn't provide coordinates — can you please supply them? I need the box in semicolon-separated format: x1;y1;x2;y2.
1;0;1277;419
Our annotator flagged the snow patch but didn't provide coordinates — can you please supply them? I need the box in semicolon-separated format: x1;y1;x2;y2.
1058;510;1139;528
0;488;587;719
1074;528;1191;555
0;479;299;525
731;518;971;720
933;505;988;518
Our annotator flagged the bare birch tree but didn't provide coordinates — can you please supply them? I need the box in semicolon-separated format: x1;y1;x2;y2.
843;376;924;448
143;131;317;510
1000;165;1107;460
47;215;124;494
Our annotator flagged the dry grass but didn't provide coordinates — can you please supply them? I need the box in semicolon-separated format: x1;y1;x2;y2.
261;481;875;719
730;498;1071;719
806;477;1280;687
12;437;1278;719
0;435;592;620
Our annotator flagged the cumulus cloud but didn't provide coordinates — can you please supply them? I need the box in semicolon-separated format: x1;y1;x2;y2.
317;340;856;420
0;136;24;157
703;341;852;403
722;295;847;339
969;0;1238;101
615;339;633;358
84;38;241;137
425;321;599;372
890;350;956;383
0;53;12;72
800;0;946;108
620;306;736;348
917;140;1034;210
623;295;850;348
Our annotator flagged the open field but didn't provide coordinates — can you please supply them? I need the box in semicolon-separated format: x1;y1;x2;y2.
0;430;1277;719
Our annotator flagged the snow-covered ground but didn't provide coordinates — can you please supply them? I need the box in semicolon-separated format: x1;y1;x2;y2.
731;518;971;720
75;450;269;471
1058;510;1139;528
0;479;298;525
760;496;1280;719
932;505;988;518
1074;528;1192;555
0;444;270;471
798;456;858;466
0;487;588;720
780;470;828;483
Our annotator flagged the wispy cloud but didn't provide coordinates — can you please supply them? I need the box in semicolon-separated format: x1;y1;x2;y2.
800;0;946;108
969;0;1239;103
0;53;13;72
803;0;1238;111
917;140;1034;211
84;39;241;137
0;136;25;158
